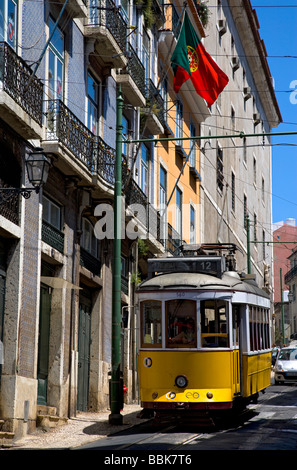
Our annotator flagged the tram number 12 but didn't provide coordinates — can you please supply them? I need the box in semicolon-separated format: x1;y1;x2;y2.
200;261;212;270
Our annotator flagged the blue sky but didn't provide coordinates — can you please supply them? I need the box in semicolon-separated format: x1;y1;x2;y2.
251;1;297;225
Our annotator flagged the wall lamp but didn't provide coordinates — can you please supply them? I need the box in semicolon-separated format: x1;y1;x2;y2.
0;147;51;203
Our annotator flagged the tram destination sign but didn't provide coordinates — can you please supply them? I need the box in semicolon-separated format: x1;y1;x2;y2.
148;256;226;279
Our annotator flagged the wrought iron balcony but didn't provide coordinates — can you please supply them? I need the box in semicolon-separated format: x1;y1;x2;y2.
0;42;43;137
80;246;101;276
141;79;165;135
86;0;128;68
42;220;65;254
44;100;95;173
117;43;146;106
0;184;19;225
284;264;297;285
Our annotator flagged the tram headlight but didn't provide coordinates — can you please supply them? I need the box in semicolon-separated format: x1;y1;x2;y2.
175;375;188;388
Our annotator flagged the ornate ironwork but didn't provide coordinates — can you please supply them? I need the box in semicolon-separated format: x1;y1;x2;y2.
119;43;146;97
42;220;65;254
145;79;166;127
0;42;43;125
80;247;101;276
0;187;38;203
46;100;95;171
89;0;127;51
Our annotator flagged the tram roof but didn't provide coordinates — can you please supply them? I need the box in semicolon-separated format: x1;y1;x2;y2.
137;271;270;299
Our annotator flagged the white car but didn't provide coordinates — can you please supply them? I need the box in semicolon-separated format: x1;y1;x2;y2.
274;347;297;384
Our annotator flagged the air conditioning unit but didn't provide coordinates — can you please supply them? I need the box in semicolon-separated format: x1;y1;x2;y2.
253;113;261;125
243;86;251;100
231;56;240;71
218;19;227;35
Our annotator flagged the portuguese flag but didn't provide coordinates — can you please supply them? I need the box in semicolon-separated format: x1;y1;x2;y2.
171;12;229;107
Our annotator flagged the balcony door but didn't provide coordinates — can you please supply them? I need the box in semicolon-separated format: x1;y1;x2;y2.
0;0;18;50
48;17;64;102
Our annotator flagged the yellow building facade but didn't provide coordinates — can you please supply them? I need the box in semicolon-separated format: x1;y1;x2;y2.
156;1;210;250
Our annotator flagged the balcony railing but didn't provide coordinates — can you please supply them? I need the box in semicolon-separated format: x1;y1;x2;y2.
42;220;65;254
45;100;95;172
88;0;127;51
284;264;297;285
145;79;166;127
80;247;101;276
119;43;146;97
0;42;43;125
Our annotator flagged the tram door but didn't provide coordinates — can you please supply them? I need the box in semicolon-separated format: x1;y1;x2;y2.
232;304;242;395
77;289;92;411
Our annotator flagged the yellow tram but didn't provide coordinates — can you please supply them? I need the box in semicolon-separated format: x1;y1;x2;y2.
136;244;272;421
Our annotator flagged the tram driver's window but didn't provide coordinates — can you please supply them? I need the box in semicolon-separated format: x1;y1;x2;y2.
201;300;229;347
166;299;196;347
141;301;162;347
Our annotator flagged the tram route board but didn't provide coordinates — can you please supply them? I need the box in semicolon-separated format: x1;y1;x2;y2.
147;256;226;279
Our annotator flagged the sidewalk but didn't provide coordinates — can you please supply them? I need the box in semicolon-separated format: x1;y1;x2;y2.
5;404;145;450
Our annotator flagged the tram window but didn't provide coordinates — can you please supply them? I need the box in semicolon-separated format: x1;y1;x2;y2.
232;305;240;347
249;306;270;351
166;299;196;347
201;300;229;348
141;301;162;347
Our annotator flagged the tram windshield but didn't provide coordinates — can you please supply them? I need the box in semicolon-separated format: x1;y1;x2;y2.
201;300;229;347
167;299;196;347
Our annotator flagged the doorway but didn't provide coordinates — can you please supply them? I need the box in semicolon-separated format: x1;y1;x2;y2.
77;287;92;411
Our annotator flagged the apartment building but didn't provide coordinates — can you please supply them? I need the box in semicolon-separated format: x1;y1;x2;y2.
199;0;282;290
0;0;171;440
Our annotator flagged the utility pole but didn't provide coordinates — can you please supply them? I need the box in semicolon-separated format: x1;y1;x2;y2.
280;268;286;345
109;87;124;425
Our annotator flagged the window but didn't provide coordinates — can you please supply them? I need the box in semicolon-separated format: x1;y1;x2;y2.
189;123;196;167
262;177;265;203
121;0;129;22
217;145;224;192
243;194;247;230
190;205;195;244
262;230;266;260
140;143;149;195
0;0;17;50
249;306;270;351
43;196;62;230
160;77;168;123
141;301;162;346
176;187;182;238
48;17;64;101
243;136;247;165
142;29;150;84
167;299;196;347
122;115;129;157
231;171;235;212
87;72;98;134
201;300;229;347
81;218;99;258
159;166;167;208
176;100;183;146
254;213;257;243
253;156;257;185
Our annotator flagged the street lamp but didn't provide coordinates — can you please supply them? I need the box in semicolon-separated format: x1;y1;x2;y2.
0;147;50;203
25;147;51;193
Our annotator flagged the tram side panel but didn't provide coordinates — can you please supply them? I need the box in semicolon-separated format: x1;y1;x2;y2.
138;350;237;410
